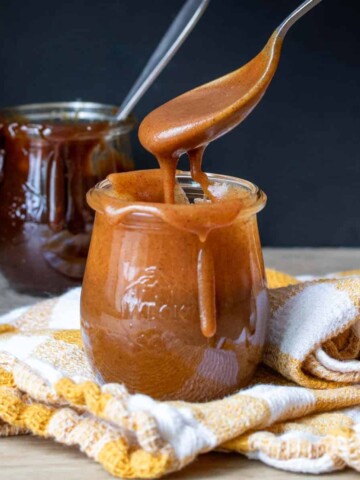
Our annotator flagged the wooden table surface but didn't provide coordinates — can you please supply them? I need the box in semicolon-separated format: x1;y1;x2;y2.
1;248;360;479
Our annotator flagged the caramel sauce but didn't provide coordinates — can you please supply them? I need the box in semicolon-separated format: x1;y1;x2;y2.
0;117;132;293
81;32;281;400
139;32;282;201
82;169;268;401
197;242;216;338
135;33;281;338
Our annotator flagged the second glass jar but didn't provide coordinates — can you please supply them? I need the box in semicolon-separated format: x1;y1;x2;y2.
0;102;135;294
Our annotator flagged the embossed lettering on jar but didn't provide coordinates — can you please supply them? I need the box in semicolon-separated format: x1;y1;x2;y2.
81;170;269;402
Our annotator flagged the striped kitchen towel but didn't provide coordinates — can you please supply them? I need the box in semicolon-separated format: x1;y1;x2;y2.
1;268;360;477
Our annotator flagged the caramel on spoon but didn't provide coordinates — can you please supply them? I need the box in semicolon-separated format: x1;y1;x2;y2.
139;0;323;203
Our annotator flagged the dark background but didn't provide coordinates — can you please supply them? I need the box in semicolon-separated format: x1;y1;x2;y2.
0;0;359;246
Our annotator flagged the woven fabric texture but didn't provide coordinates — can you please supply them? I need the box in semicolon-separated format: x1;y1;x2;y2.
1;268;360;477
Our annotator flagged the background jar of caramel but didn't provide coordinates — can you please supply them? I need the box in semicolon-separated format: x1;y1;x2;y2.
0;102;135;294
81;172;269;402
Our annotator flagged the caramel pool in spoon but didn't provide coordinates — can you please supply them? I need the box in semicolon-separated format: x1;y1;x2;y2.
139;0;322;203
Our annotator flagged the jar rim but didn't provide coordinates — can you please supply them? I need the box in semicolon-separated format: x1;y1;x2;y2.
0;101;136;136
90;170;267;221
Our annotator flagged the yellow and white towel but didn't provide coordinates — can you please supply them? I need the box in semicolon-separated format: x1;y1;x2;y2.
1;269;360;477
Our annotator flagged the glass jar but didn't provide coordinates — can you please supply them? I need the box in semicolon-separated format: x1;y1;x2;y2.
81;171;268;402
0;102;135;294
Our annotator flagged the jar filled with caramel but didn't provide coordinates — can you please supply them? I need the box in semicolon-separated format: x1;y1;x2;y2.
81;170;268;402
0;102;134;294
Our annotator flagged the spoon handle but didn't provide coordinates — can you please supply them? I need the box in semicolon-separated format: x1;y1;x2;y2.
116;0;210;121
276;0;323;38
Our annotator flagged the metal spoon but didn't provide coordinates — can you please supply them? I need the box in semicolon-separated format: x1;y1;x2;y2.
115;0;210;121
139;0;323;157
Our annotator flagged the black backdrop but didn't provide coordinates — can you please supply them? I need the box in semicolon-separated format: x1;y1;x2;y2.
1;0;359;246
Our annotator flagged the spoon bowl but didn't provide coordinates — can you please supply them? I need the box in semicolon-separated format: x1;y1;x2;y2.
139;0;322;158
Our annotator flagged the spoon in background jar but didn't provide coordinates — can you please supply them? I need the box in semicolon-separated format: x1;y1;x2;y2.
115;0;210;121
139;0;324;163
